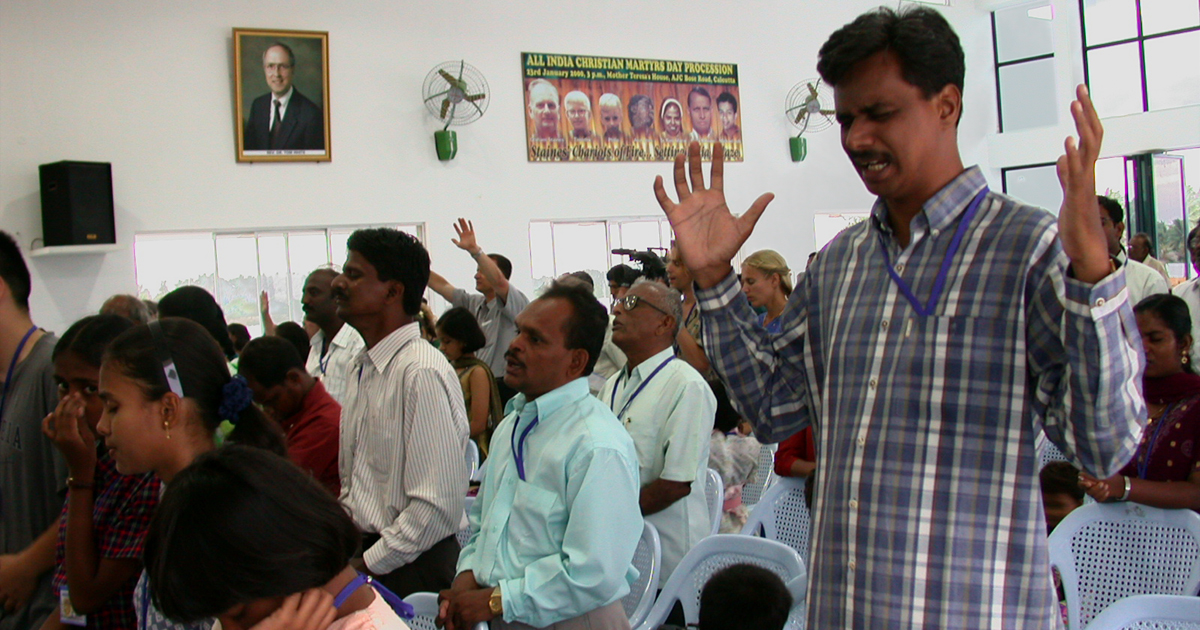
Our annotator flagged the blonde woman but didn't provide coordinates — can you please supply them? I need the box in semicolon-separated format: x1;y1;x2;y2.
741;250;792;334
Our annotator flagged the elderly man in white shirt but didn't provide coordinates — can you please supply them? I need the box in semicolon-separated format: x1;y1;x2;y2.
1172;225;1200;360
601;279;716;581
1099;196;1168;305
1130;232;1171;282
333;228;470;597
300;267;365;405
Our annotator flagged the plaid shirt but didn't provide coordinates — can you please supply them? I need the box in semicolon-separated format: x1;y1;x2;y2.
698;167;1146;629
54;451;161;630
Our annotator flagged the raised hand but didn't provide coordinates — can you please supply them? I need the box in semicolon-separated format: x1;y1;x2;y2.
260;291;270;314
41;393;96;476
452;218;479;253
1056;84;1110;284
654;142;774;289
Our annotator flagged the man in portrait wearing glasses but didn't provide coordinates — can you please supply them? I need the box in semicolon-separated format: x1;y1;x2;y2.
602;279;715;585
243;42;325;152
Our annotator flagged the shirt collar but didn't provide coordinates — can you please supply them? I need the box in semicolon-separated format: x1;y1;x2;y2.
360;322;420;374
624;346;675;381
331;323;359;349
870;166;988;236
507;377;591;421
274;86;294;107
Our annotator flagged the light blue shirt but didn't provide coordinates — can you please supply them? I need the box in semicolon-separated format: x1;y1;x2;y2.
456;378;643;628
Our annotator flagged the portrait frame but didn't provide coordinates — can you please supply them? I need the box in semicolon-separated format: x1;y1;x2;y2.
233;28;332;162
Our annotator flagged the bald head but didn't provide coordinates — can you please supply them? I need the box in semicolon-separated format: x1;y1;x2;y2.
611;278;682;364
100;294;151;324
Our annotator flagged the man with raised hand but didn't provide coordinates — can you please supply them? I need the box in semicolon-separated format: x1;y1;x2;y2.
653;7;1144;628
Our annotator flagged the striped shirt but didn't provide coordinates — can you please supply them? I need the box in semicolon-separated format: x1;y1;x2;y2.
699;166;1146;629
306;323;366;407
339;322;470;574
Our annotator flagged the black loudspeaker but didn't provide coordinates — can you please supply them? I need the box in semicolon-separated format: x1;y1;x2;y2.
39;161;116;246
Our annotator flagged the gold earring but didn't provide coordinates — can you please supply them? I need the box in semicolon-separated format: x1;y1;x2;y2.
163;420;171;439
1183;353;1190;365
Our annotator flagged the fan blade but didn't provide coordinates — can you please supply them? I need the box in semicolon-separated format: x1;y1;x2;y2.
423;88;451;103
440;98;451;119
794;110;809;125
807;82;818;98
820;109;835;116
438;69;457;84
464;93;487;102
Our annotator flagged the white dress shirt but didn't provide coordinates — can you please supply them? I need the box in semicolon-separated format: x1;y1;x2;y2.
1122;257;1169;307
1172;276;1200;361
599;346;716;578
339;322;469;574
306;323;366;406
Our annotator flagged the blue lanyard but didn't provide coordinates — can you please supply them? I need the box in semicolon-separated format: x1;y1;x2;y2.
878;188;989;317
0;325;38;423
334;572;415;619
511;414;540;481
1137;402;1175;479
609;355;676;420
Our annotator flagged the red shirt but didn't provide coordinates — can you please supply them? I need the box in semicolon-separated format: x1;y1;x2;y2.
282;380;341;496
774;426;816;477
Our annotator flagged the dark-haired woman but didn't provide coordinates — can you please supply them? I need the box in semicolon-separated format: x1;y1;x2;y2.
436;307;501;458
157;286;238;366
38;315;161;630
145;446;412;630
1080;294;1200;510
94;318;285;629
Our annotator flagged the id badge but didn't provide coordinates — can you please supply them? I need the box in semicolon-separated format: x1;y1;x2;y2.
60;587;87;626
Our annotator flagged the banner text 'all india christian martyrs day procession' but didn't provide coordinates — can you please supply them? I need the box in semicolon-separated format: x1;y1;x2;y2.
523;52;742;163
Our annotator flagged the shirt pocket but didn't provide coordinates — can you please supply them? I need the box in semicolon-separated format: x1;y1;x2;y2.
506;480;562;557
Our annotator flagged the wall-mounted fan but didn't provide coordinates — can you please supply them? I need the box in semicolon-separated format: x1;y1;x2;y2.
422;61;489;161
784;79;835;162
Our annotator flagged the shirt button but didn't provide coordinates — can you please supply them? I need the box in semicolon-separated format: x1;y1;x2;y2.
848;559;857;571
895;263;905;273
857;436;866;446
1095;298;1106;307
869;378;877;390
849;499;859;509
931;229;941;237
881;320;889;330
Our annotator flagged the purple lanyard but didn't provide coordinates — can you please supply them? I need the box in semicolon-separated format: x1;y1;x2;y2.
878;188;989;317
333;572;415;619
1137;402;1175;480
511;413;540;481
0;325;38;423
609;355;676;420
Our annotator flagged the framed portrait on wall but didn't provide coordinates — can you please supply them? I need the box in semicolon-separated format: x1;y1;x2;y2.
233;28;331;162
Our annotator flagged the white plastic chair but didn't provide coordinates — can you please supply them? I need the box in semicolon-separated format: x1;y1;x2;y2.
1084;594;1200;630
1036;430;1069;471
455;496;475;550
740;476;811;563
472;456;487;483
465;441;480;481
402;591;488;630
705;468;724;536
621;521;662;629
634;534;807;630
741;443;778;508
1048;502;1200;630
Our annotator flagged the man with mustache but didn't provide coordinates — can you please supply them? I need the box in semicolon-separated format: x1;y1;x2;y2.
654;6;1145;628
440;280;642;630
300;267;364;406
333;228;469;597
598;93;627;143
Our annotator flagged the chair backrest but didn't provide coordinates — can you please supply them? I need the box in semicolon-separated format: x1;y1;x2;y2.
621;521;662;628
740;476;811;563
402;591;488;630
741;443;777;507
1083;594;1200;630
705;468;724;536
634;535;807;630
1048;502;1200;630
465;440;480;480
455;496;475;550
1036;431;1069;471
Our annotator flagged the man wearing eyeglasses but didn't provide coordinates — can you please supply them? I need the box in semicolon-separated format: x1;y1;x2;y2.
602;280;715;582
243;42;325;152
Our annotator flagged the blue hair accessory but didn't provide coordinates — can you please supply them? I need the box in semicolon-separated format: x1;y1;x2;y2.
219;376;255;424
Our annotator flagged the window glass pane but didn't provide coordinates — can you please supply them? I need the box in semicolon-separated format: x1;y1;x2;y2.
618;220;664;252
813;213;869;251
1141;0;1200;36
994;1;1055;63
134;233;216;300
257;235;289;336
1154;155;1189;277
214;235;259;333
1082;0;1139;45
1087;43;1145;117
1145;32;1200;110
1003;164;1062;215
329;229;354;269
529;222;555;286
999;58;1059;131
549;223;608;294
288;232;329;324
1096;156;1129;208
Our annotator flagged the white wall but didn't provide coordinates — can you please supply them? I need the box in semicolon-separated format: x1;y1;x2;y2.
1;0;1002;334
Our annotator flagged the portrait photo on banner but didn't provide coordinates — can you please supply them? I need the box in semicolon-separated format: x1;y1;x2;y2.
522;52;742;163
233;28;331;162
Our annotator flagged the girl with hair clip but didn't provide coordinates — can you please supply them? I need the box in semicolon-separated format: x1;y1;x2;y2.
145;446;414;630
38;315;161;630
93;318;286;630
740;250;793;335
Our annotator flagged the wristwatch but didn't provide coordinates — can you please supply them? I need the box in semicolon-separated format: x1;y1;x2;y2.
488;585;503;616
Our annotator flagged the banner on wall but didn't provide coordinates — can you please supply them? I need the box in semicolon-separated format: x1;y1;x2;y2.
522;52;742;163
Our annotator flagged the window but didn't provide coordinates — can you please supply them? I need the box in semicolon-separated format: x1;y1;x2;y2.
134;225;424;336
814;213;869;251
1000;156;1129;217
1081;0;1200;117
992;0;1059;132
528;217;673;301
